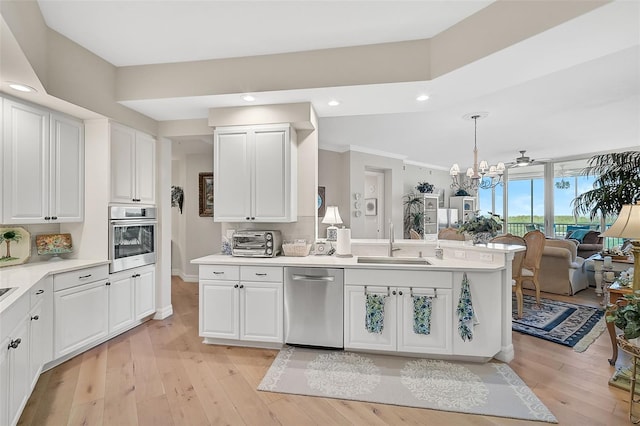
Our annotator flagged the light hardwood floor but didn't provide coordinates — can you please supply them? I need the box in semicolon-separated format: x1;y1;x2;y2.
19;276;630;426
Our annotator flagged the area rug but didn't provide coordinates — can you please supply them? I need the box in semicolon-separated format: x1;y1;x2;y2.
258;346;557;423
512;294;605;352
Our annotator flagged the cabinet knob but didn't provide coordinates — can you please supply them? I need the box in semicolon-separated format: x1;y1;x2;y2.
35;289;44;295
392;290;397;296
239;284;244;289
44;216;51;220
234;284;239;288
8;338;21;350
106;282;111;286
31;315;39;321
246;217;250;220
398;291;403;296
251;217;256;220
52;216;58;220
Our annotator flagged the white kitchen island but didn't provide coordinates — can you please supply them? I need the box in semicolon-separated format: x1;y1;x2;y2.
192;241;524;363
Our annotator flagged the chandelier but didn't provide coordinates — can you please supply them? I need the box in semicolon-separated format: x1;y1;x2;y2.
449;113;505;191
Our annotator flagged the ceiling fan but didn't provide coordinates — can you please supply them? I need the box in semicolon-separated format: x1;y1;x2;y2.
507;150;548;168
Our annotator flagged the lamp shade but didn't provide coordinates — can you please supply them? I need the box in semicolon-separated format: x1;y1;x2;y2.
600;202;640;238
322;206;343;225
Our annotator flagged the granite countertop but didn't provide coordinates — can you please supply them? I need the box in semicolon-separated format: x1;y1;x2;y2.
0;259;110;313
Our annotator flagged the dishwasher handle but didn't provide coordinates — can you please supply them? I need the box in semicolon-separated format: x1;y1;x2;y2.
291;274;335;282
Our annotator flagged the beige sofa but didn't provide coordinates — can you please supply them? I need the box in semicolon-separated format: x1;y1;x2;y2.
524;239;589;295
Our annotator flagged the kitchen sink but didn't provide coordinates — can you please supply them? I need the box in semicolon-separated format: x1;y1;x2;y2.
356;256;430;265
0;287;17;301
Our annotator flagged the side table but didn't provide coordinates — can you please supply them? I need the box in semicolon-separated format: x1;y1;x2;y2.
607;282;633;365
618;335;640;424
590;254;634;295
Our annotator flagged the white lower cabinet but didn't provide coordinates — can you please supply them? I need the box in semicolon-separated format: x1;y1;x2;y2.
0;293;31;426
28;301;46;390
107;273;136;334
200;265;283;344
135;266;156;320
54;279;109;358
344;268;453;355
344;285;452;354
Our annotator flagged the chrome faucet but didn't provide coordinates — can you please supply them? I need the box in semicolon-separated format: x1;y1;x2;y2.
388;221;401;257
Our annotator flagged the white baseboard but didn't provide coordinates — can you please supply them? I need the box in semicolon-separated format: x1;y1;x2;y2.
154;304;173;320
171;268;198;283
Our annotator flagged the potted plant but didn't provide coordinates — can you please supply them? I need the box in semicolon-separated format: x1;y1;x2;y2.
458;211;503;244
403;192;424;238
607;291;640;345
416;181;434;194
572;151;640;220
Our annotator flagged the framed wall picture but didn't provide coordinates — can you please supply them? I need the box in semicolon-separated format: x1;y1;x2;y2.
318;186;326;218
199;172;214;217
365;198;377;216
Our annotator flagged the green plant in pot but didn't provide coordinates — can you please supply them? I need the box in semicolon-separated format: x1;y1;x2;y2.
403;192;424;238
458;211;503;244
607;292;640;342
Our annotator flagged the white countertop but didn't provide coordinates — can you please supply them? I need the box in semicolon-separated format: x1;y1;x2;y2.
191;253;506;271
0;259;110;312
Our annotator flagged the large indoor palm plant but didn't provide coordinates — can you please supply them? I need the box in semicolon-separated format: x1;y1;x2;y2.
572;151;640;220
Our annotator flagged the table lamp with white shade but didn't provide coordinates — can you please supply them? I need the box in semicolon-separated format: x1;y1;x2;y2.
322;206;343;241
600;201;640;291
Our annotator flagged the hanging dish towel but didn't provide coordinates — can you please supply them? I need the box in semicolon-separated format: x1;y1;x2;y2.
457;273;479;341
412;295;433;335
365;293;387;334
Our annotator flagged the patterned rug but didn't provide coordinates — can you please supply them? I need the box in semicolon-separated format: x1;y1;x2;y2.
258;346;557;423
512;294;605;351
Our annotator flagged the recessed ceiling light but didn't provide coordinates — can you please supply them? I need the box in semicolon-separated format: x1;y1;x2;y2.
242;94;255;102
416;94;429;102
8;83;37;93
328;100;340;106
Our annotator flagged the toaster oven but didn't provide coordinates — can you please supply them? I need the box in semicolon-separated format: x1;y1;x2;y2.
232;230;282;257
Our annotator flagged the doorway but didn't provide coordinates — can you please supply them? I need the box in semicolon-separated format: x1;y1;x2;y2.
364;170;385;238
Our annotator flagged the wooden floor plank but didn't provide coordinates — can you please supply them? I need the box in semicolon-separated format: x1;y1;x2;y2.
19;277;633;426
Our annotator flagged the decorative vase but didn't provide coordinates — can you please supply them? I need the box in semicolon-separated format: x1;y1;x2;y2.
472;232;495;245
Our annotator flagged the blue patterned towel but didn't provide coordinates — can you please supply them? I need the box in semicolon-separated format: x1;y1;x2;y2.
412;295;433;335
365;293;387;334
456;273;479;341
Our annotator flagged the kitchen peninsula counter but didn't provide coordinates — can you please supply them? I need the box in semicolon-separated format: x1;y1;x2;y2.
192;242;522;363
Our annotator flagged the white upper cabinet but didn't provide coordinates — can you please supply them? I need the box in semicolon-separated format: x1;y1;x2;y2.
214;124;297;222
110;122;156;205
2;98;84;224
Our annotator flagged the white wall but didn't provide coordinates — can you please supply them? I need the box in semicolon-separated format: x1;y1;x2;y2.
172;149;220;280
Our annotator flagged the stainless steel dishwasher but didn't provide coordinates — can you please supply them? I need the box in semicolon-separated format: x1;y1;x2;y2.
284;267;344;348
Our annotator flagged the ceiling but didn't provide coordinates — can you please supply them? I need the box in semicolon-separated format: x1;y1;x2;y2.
22;2;640;167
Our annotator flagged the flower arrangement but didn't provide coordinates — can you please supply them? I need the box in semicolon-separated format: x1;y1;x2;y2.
458;211;503;234
415;181;434;193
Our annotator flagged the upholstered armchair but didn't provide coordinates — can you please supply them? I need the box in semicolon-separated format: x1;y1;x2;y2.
575;230;604;258
536;239;589;295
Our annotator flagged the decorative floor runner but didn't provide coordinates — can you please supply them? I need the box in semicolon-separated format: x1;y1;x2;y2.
512;294;605;351
258;346;557;423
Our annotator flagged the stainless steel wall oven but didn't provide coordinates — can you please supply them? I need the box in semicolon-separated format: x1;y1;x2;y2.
109;206;156;273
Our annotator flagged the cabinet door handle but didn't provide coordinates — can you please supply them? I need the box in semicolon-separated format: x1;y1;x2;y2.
35;289;44;295
52;216;58;220
31;315;39;321
239;284;244;289
44;216;51;220
106;282;111;286
234;284;239;288
398;290;403;296
255;273;267;276
213;272;224;275
245;217;250;220
8;338;21;349
392;290;397;296
79;274;92;279
251;217;256;220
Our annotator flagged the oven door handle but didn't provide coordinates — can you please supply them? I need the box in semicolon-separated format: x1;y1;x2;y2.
110;220;157;226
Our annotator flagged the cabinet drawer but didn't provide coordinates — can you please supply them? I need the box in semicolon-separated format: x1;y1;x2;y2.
241;266;283;282
29;278;50;309
54;265;109;292
345;268;452;289
200;265;240;281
